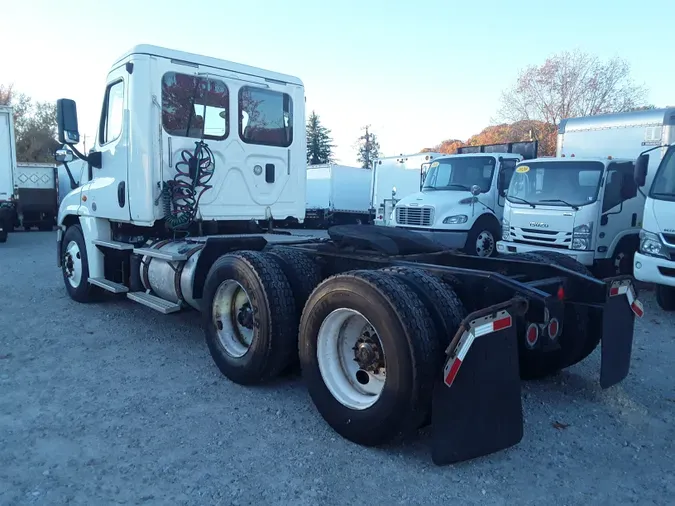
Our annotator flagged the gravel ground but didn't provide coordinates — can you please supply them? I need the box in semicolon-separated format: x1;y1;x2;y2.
1;230;674;506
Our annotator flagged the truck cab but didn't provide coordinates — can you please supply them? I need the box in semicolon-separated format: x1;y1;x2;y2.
389;142;538;256
497;156;642;275
633;145;675;310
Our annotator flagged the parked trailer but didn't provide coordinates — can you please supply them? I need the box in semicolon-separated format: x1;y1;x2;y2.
305;163;372;227
0;105;17;243
370;152;444;226
53;44;644;465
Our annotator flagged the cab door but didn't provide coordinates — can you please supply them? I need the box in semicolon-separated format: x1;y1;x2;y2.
83;67;130;221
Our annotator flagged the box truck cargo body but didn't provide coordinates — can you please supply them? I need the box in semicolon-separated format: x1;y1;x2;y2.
305;163;371;226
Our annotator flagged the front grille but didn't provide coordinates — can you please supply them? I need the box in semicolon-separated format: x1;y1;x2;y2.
510;227;572;249
396;206;433;226
663;233;675;244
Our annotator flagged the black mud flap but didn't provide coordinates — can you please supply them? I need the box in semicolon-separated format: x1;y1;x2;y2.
599;278;643;389
430;302;525;466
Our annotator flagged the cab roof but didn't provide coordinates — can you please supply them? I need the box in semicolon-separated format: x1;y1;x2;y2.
113;44;304;86
518;156;634;165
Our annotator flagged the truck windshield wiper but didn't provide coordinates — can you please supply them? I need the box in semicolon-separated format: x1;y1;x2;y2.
507;195;536;208
539;199;579;210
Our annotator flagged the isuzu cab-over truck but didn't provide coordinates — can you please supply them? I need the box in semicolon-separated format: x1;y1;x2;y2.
54;44;644;466
389;142;538;257
497;109;674;276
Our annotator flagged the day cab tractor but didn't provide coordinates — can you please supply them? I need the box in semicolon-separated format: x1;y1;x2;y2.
54;44;645;465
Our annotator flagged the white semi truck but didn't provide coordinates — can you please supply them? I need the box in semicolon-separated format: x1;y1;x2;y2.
497;108;675;276
54;44;644;465
633;141;675;310
389;142;539;257
305;163;371;227
370;152;443;226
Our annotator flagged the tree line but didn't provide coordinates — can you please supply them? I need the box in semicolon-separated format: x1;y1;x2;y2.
421;49;658;156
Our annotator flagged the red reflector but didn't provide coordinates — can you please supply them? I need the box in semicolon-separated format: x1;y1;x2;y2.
631;301;644;318
493;315;512;331
526;324;538;346
557;286;564;300
548;318;559;338
444;358;463;387
610;286;619;296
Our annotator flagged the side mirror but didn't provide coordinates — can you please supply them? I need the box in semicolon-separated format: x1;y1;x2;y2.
392;186;397;197
56;98;80;145
55;148;74;164
470;184;481;196
497;171;507;191
621;171;638;200
634;154;649;187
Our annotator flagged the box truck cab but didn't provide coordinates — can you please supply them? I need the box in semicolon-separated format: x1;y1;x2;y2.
497;156;644;274
497;108;674;276
389;142;538;256
370;152;443;226
633;144;675;310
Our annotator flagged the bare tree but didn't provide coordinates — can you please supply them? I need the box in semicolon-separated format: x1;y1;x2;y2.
497;50;649;126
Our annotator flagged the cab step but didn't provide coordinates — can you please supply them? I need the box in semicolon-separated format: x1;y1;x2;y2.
127;291;181;314
88;278;129;293
92;239;134;250
133;247;187;262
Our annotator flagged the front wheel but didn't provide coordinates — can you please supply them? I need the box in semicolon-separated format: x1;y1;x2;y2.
299;270;439;446
464;220;499;257
656;285;675;311
61;224;102;303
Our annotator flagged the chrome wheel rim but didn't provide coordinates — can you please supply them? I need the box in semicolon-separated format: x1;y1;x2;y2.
212;280;254;358
64;240;83;288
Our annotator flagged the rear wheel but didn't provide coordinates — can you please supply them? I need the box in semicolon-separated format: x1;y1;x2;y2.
656;285;675;311
299;270;439;446
202;250;298;385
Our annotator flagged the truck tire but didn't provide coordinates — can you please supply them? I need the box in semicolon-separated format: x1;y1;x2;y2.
379;266;466;350
656;285;675;311
0;228;6;243
299;270;439;446
510;251;601;379
464;216;500;257
202;250;298;385
61;224;103;303
267;246;323;318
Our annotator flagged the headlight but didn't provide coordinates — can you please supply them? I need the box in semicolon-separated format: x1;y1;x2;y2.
572;222;593;250
502;219;510;240
443;214;468;224
639;230;669;258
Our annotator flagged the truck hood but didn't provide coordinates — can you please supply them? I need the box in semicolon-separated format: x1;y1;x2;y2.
395;190;483;226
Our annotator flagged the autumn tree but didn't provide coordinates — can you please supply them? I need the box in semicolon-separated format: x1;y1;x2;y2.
497;49;649;127
306;110;335;164
355;125;380;169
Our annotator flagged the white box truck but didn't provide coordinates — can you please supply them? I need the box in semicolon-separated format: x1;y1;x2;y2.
0;105;17;242
632;137;675;310
13;162;59;231
370;152;444;226
497;108;675;276
389;142;539;257
50;43;645;466
305;163;371;227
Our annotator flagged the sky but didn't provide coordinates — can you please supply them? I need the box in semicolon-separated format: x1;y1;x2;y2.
1;0;674;166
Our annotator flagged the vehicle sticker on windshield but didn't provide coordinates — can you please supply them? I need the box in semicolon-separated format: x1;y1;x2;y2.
515;165;530;173
430;161;439;168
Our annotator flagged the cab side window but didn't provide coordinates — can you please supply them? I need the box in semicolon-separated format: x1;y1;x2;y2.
99;80;125;146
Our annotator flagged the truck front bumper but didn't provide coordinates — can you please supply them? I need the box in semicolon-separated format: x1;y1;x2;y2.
395;227;468;249
633;252;675;287
496;240;595;266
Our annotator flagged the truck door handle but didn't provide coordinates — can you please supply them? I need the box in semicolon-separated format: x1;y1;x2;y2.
265;163;275;183
117;181;126;208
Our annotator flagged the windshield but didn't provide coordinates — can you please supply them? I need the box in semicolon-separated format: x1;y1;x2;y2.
422;156;496;192
507;161;604;207
649;147;675;201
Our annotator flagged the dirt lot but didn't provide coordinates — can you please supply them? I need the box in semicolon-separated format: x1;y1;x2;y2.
1;230;674;505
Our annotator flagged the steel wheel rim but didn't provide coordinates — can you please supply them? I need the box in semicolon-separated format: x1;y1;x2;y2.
64;240;83;288
316;308;386;410
212;280;254;358
475;230;495;257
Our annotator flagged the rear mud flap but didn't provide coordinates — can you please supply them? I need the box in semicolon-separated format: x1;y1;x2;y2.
431;306;524;466
598;279;643;389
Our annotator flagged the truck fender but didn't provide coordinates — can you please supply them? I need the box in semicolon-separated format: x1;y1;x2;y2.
191;235;269;301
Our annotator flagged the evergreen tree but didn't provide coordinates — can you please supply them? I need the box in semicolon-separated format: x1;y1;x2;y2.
306;110;335;165
355;125;380;169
